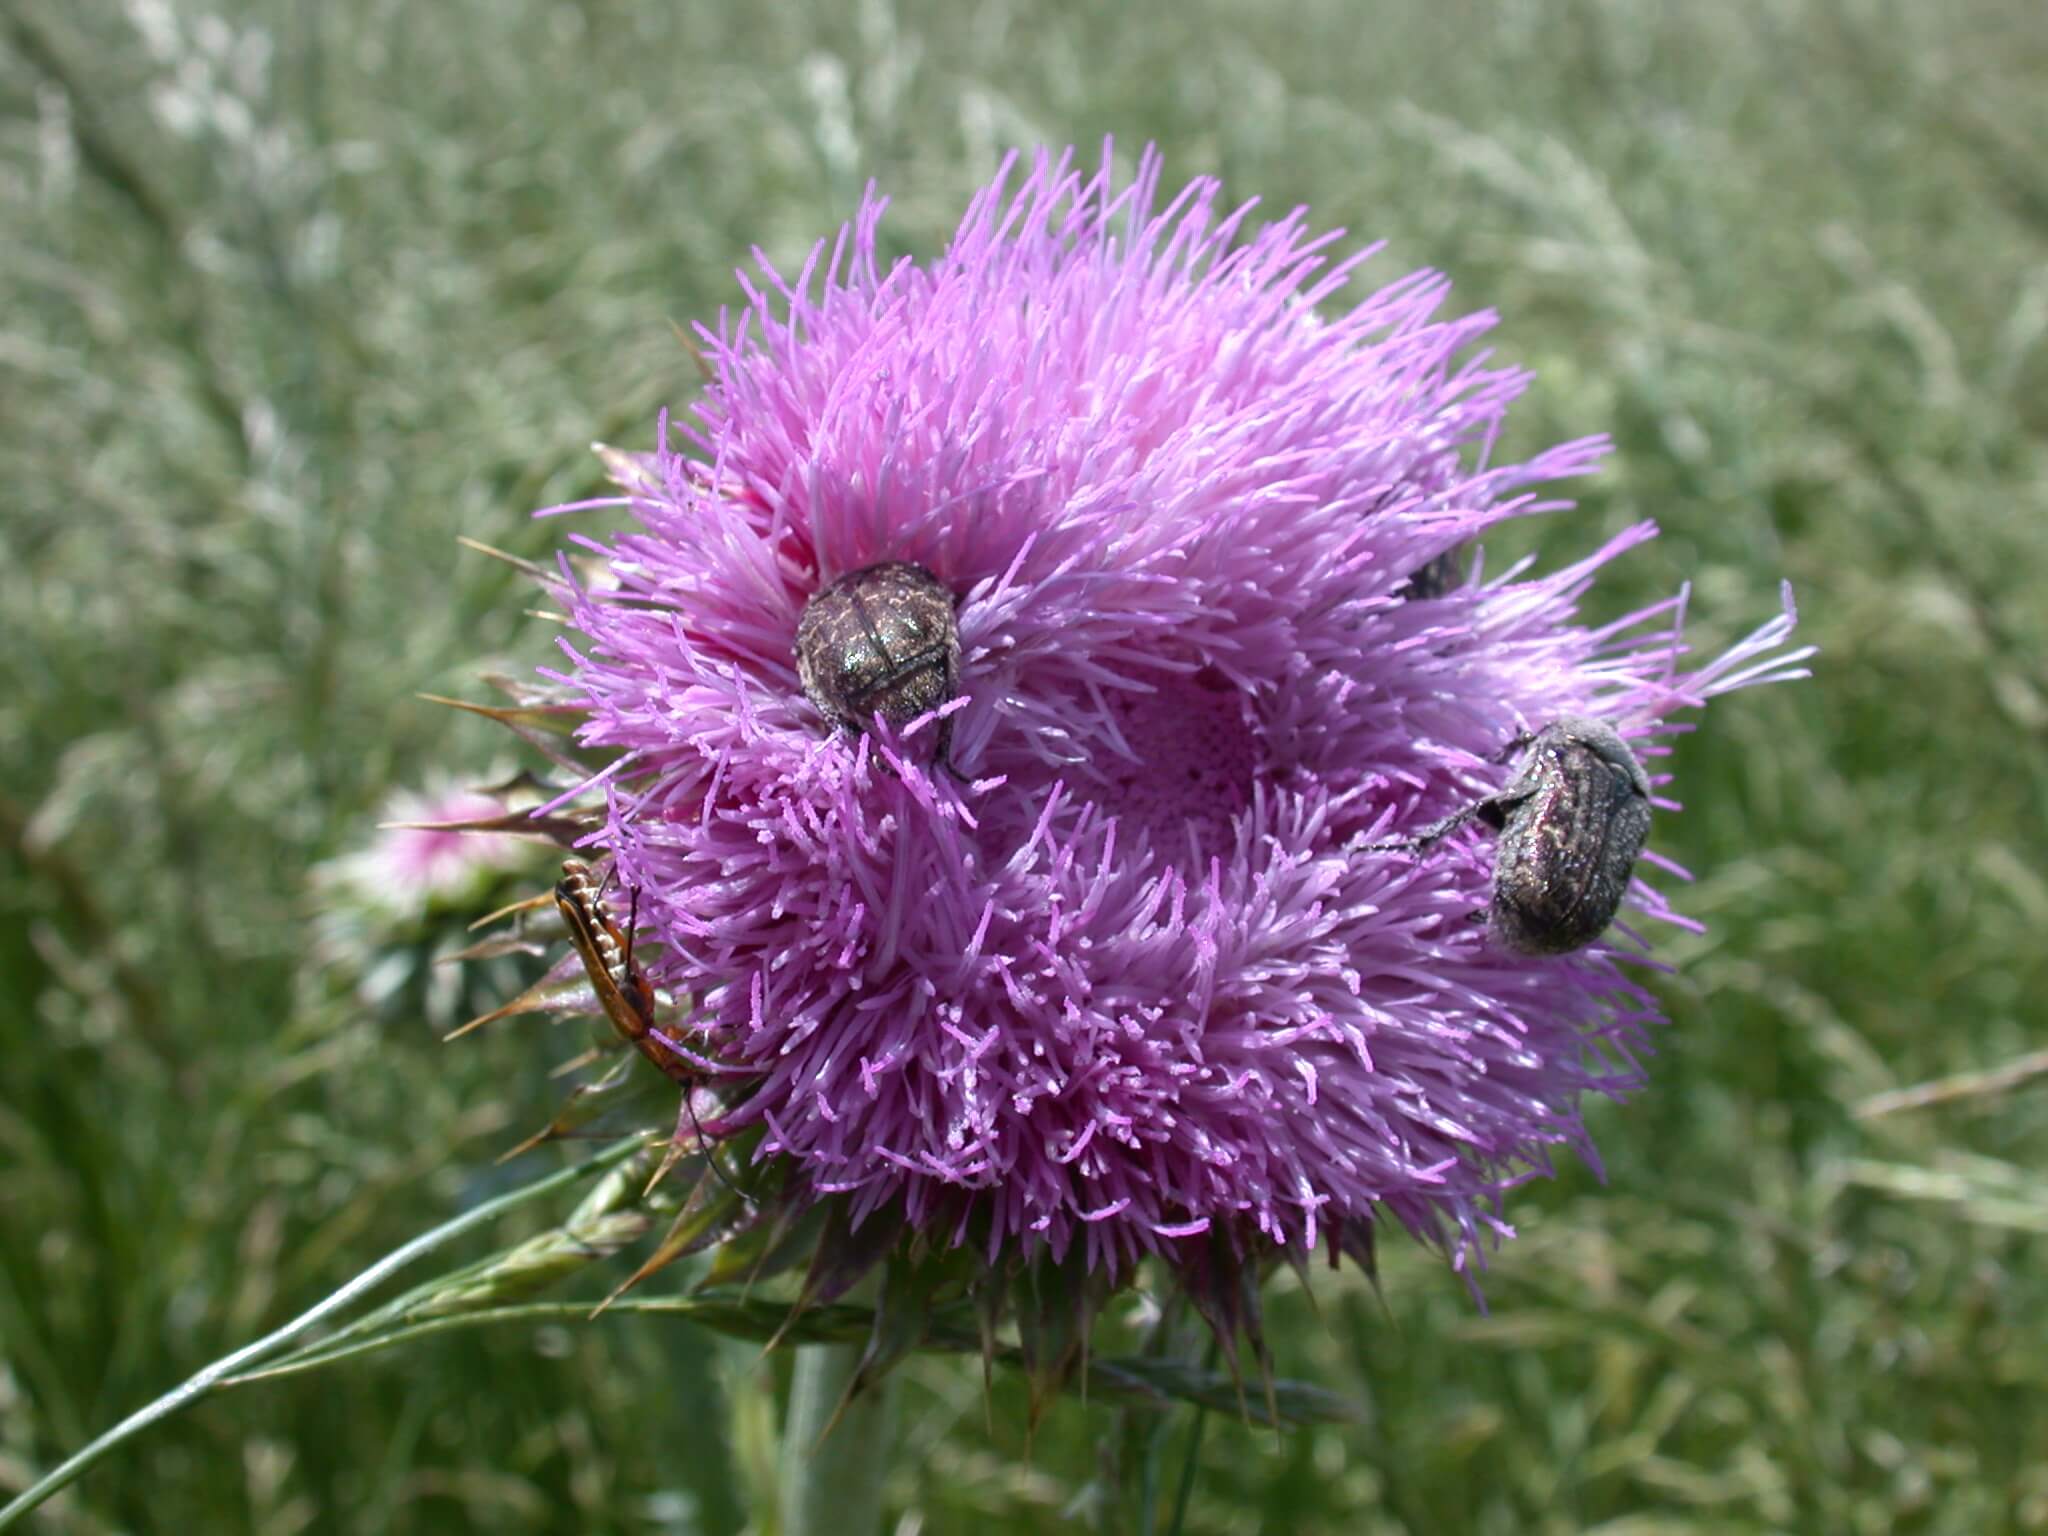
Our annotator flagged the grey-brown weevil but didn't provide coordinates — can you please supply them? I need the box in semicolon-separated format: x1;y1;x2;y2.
1395;546;1467;600
795;559;961;764
1380;716;1652;955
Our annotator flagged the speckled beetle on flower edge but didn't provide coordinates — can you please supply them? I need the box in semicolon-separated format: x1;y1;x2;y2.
1383;716;1654;955
552;859;747;1198
554;859;694;1083
1395;546;1467;600
795;560;962;765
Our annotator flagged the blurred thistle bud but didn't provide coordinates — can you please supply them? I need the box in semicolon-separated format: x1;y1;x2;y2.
312;773;543;1025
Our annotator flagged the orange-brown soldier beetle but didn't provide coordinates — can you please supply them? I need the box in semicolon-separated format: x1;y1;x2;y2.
554;859;740;1196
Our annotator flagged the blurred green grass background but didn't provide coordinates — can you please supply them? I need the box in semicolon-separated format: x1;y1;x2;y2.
3;0;2045;1530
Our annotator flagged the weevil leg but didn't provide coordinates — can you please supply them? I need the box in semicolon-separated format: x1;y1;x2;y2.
1489;728;1535;765
1372;725;1544;854
1370;800;1484;854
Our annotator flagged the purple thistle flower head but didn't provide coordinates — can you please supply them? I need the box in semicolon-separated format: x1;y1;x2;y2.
541;145;1809;1291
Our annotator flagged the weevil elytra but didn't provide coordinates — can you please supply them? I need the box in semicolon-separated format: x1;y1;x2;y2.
795;560;961;764
1381;716;1653;955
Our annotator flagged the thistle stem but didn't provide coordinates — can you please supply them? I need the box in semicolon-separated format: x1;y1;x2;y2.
0;1138;644;1532
778;1340;901;1536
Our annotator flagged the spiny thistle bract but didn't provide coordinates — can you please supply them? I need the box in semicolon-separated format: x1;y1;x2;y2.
479;144;1809;1399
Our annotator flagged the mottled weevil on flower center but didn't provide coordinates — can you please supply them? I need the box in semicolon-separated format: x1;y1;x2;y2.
1379;716;1653;955
795;559;961;765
